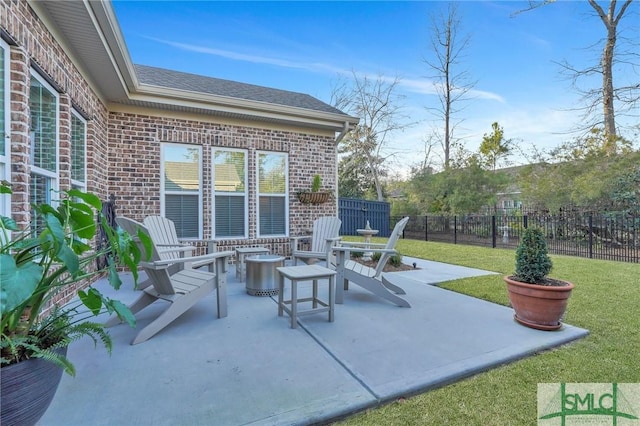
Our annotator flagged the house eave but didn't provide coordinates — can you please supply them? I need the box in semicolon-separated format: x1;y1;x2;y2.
117;84;358;132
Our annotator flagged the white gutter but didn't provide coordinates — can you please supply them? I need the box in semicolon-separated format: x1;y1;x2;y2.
334;121;353;144
334;121;355;213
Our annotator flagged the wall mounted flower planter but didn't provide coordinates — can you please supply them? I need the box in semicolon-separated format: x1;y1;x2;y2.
297;191;332;205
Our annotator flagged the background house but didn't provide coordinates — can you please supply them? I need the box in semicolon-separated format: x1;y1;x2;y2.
1;1;357;258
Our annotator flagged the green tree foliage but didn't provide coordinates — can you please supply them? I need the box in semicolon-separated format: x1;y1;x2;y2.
478;122;512;171
409;155;508;214
518;128;639;212
337;148;381;199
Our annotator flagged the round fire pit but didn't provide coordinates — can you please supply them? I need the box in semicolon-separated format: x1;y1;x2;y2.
245;254;285;296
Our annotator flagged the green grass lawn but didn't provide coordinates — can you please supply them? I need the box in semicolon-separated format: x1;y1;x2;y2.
336;238;640;426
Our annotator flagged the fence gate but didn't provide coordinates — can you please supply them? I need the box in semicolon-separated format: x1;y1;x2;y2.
338;198;390;236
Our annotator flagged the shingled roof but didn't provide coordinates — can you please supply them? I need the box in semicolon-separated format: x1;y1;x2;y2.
135;64;345;115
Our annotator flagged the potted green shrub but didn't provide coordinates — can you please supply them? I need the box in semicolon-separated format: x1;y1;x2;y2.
297;174;332;204
504;227;574;330
0;183;144;425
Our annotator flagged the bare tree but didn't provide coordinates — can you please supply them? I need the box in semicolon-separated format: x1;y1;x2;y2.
515;0;638;146
332;72;412;201
423;3;477;169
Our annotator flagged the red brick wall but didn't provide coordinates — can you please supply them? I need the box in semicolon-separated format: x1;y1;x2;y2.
109;111;338;256
1;1;111;228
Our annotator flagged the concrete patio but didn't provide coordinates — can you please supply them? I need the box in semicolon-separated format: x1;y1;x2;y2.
39;257;588;426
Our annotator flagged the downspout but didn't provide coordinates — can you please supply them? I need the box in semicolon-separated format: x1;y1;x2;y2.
334;121;352;215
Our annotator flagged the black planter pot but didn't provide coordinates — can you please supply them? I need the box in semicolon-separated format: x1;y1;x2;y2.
1;347;67;426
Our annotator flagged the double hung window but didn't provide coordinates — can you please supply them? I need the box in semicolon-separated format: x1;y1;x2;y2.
213;148;247;238
29;72;59;230
257;152;288;237
70;111;86;192
161;143;202;239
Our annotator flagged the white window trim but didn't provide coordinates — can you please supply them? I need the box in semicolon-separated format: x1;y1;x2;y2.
30;70;59;204
160;143;203;240
1;39;10;217
212;147;248;239
70;109;87;192
256;150;289;238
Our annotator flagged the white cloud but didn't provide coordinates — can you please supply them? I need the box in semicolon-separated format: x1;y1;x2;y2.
146;36;347;75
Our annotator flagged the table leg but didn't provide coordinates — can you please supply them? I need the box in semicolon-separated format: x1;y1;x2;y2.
312;279;318;309
278;273;284;317
328;275;335;323
291;279;298;328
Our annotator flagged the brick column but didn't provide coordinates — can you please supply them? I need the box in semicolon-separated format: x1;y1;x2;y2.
9;45;30;228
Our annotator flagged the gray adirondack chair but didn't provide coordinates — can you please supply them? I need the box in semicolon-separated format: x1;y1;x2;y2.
333;216;411;308
143;215;217;273
105;217;233;345
290;216;342;266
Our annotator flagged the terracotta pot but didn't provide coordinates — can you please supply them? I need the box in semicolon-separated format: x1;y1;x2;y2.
504;276;574;331
297;191;331;204
0;347;67;426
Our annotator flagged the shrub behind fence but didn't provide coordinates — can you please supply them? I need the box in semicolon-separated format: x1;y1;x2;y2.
396;212;639;263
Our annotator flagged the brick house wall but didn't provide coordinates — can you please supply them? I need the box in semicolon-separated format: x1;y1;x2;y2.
2;1;111;228
108;109;337;257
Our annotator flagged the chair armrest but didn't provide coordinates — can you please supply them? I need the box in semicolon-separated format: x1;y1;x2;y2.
333;246;397;255
156;245;195;256
178;239;217;253
149;251;235;267
290;235;312;251
339;241;385;248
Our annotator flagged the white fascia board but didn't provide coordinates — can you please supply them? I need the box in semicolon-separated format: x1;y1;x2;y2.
133;84;359;130
87;0;139;92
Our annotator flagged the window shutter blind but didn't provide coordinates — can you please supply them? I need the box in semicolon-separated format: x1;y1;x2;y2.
215;195;245;237
259;196;285;235
165;194;199;238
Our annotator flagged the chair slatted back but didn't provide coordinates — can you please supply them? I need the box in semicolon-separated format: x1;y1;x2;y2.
373;216;410;277
116;217;175;295
143;216;182;261
311;216;342;252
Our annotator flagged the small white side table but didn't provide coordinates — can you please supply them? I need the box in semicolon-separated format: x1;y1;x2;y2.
276;265;336;329
235;247;269;281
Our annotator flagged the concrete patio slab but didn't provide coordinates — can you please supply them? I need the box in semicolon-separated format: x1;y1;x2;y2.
39;260;588;426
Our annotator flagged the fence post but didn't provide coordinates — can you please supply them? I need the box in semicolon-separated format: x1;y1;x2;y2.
424;215;428;241
524;215;528;229
454;216;457;244
492;215;497;248
589;214;593;259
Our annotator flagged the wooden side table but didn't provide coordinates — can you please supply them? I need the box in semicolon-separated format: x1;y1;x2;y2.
276;265;336;329
235;247;269;281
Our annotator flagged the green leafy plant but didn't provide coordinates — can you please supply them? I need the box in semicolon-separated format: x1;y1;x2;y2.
311;174;322;192
513;227;552;284
389;253;403;268
371;251;402;267
0;183;147;375
350;250;364;259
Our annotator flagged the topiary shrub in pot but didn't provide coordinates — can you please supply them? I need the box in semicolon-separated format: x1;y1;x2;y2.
504;227;574;331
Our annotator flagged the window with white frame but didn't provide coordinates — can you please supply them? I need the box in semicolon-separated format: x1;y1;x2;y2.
161;143;202;239
257;151;288;237
70;110;86;192
0;39;10;217
213;148;247;238
29;72;59;230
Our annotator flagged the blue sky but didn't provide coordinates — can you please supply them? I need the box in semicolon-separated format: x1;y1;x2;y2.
112;1;639;174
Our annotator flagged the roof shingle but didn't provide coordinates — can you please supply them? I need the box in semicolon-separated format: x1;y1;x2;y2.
135;64;345;115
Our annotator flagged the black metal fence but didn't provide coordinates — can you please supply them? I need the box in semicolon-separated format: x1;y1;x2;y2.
396;212;639;263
